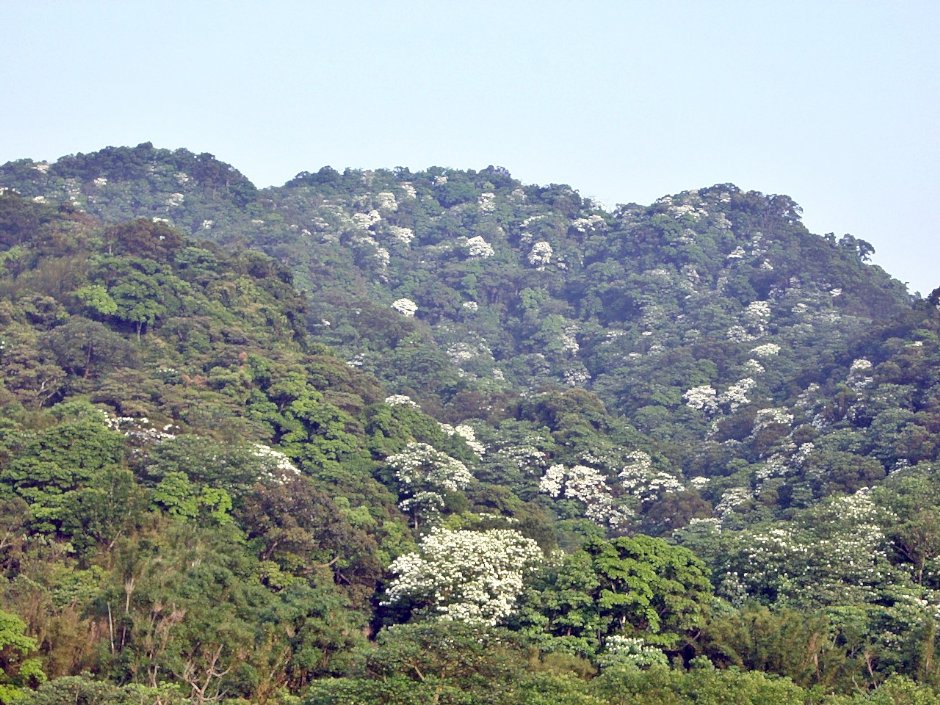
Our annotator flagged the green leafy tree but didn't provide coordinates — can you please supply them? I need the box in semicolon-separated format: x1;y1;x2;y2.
0;609;46;701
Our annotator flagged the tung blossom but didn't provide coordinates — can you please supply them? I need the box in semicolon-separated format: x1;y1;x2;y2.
387;225;415;245
252;443;301;481
165;192;185;208
539;463;633;528
442;423;486;456
384;394;418;408
391;298;417;317
387;442;473;524
375;191;398;212
618;451;682;504
383;527;543;625
750;343;781;358
527;241;553;267
464;236;495;259
351;210;381;229
720;377;756;412
684;385;718;415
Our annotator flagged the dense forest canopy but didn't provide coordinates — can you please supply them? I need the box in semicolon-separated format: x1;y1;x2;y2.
0;144;938;703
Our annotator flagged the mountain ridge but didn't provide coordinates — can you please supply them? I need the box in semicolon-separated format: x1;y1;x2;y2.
1;145;940;702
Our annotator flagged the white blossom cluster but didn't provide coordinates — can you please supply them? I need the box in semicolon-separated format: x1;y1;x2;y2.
441;423;486;456
721;378;756;412
719;526;806;602
745;300;771;323
462;301;479;312
714;212;733;230
656;193;710;221
400;182;417;199
728;301;772;342
816;525;888;588
387;443;473;520
668;203;708;220
752;407;794;433
389;442;473;494
383;527;543;624
384;394;418;408
386;225;415;245
391;298;417;317
93;176;108;187
375;191;398;213
105;414;177;444
445;340;493;368
715;487;753;519
684;385;719;415
252;443;301;481
562;364;591;387
558;325;581;354
464;236;495;259
743;359;765;375
376;246;391;270
597;636;668;670
527;241;553;267
496;443;547;473
539;463;633;528
165;192;185;208
848;358;874;389
617;451;682;504
351;210;381;229
718;487;898;606
571;215;607;232
478;192;496;211
750;343;781;358
726;325;753;343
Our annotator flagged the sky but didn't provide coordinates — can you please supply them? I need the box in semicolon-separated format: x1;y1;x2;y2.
2;1;938;294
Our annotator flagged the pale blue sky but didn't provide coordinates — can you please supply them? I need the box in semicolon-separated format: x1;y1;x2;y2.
2;1;938;293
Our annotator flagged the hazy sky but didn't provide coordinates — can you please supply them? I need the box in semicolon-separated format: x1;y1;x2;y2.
2;1;938;293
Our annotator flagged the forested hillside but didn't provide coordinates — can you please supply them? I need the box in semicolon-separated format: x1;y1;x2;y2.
0;145;939;703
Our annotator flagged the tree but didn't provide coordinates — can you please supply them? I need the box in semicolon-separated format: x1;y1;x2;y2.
519;536;713;653
384;528;543;625
46;318;133;379
385;442;473;528
0;609;46;700
236;476;382;606
103;219;183;260
588;535;713;646
0;416;125;532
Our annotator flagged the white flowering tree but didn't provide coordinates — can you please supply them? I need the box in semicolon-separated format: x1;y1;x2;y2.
618;451;683;505
390;298;417;317
539;463;634;529
383;527;543;625
386;442;473;528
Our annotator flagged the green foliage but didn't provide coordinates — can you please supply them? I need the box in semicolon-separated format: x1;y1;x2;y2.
1;150;939;700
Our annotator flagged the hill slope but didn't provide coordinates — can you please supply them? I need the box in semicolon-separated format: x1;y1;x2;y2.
2;146;940;702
